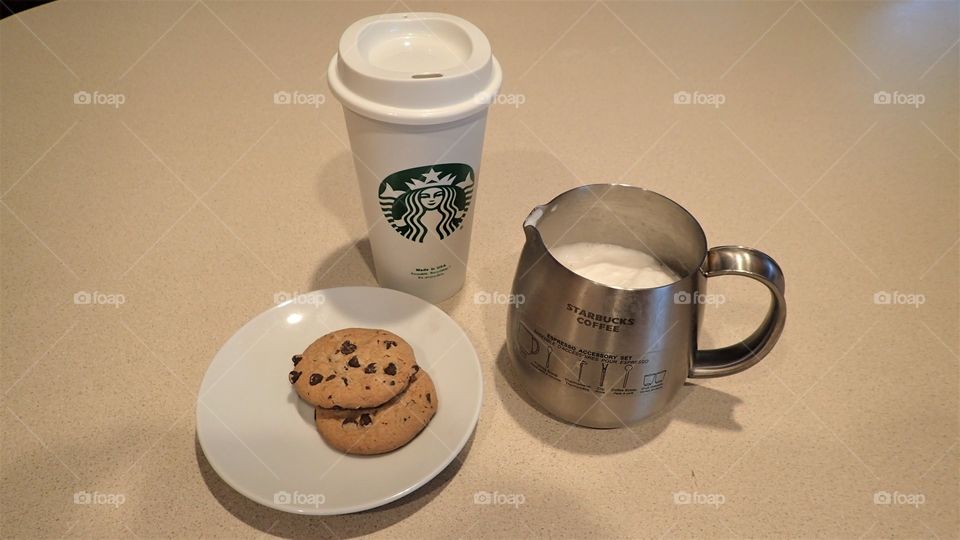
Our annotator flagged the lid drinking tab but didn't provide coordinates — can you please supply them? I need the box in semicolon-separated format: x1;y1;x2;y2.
328;12;502;125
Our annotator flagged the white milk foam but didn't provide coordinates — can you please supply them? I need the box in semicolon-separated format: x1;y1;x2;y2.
551;242;679;289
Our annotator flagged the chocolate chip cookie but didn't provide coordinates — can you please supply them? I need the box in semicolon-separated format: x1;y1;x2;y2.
314;370;438;455
289;328;417;409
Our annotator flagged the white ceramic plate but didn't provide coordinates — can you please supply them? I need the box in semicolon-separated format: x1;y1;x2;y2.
196;286;482;515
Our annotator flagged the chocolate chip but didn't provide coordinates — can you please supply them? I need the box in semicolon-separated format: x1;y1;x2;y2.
325;373;336;381
292;354;303;365
288;371;301;384
359;413;373;426
412;364;420;373
389;381;396;386
364;363;377;374
384;363;397;376
347;356;360;368
426;392;432;404
384;340;397;349
341;377;349;386
339;340;357;355
309;373;322;385
364;386;370;390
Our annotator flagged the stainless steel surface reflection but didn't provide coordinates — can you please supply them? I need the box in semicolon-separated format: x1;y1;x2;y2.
507;184;787;428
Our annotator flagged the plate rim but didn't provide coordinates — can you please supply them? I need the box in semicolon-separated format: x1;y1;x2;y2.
195;286;483;516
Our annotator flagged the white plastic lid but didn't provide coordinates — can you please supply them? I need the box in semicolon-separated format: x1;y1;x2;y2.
327;12;502;125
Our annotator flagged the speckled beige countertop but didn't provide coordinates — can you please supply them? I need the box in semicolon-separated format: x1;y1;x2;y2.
2;1;958;538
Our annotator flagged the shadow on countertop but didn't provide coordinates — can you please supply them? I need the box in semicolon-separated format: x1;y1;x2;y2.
493;344;744;454
195;431;474;539
306;234;469;322
306;149;378;292
308;235;377;293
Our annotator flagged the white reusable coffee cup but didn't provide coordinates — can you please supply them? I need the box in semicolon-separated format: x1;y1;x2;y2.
328;12;502;303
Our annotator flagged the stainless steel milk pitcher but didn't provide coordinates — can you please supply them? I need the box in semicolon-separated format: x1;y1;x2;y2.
507;184;787;428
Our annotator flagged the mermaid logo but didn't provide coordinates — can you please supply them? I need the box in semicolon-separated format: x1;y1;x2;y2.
378;163;474;243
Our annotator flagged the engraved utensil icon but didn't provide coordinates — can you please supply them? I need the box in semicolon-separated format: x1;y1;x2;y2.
599;362;610;386
544;346;553;371
622;364;633;389
643;370;667;387
515;320;540;359
577;359;587;382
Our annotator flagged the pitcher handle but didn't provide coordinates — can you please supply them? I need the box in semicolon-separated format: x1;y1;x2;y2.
689;246;787;378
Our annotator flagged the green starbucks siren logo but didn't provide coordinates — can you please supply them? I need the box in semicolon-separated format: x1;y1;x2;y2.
378;163;474;243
